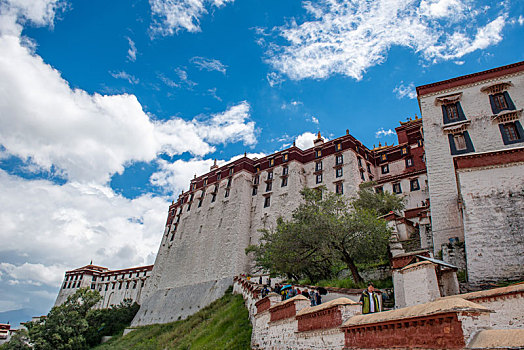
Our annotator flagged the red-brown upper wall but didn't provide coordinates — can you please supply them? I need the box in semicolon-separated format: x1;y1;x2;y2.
416;61;524;96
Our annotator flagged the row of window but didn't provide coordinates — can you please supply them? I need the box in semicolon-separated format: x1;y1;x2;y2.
64;274;82;281
376;178;420;194
262;182;346;209
381;157;415;174
95;279;145;291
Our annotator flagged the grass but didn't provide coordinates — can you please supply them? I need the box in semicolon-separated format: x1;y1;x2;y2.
93;288;252;350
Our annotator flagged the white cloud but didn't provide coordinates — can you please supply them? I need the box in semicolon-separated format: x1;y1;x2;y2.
0;27;256;184
393;82;417;99
175;67;197;87
110;70;139;84
126;36;137;62
207;87;222;101
281;100;303;110
310;116;319;124
295;132;317;150
157;72;179;87
190;56;227;74
0;171;169;285
376;128;395;138
266;0;508;81
149;0;234;36
519;15;524;26
267;72;284;87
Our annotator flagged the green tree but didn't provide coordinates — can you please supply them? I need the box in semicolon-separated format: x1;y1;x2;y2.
26;288;102;350
0;328;31;350
352;181;405;216
247;186;393;284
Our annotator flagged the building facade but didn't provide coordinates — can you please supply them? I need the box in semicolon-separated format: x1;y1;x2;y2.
133;121;430;326
417;61;524;285
54;264;153;308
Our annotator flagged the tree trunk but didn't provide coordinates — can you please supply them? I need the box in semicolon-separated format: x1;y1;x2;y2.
342;253;363;284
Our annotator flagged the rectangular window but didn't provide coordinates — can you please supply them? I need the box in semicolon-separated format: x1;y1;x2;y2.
335;143;342;151
266;181;272;192
401;147;408;155
405;157;414;167
191;183;196;191
269;158;275;167
335;182;343;194
229;167;234;175
264;196;271;208
282;153;289;162
357;157;362;167
410;179;420;191
381;164;389;174
315;149;322;158
211;193;216;202
253;175;259;185
187;203;191;211
336;155;343;165
203;178;207;186
141;280;145;287
282;166;288;176
136;272;139;277
494;93;508;110
105;284;108;291
91;284;95;290
499;122;524;145
281;177;288;187
143;271;147;277
490;92;515;114
198;199;203;208
418;139;423;147
118;282;122;290
367;163;371;173
336;167;343;178
126;282;129;289
101;276;104;282
112;283;115;290
442;102;466;124
227;177;232;187
454;134;467;151
170;233;175;241
360;170;365;181
380;154;387;162
267;171;273;180
216;172;221;180
393;183;402;194
252;186;258;195
446;104;459;121
255;165;260;173
316;174;323;184
315;161;322;171
189;193;194;202
133;281;137;289
224;188;230;198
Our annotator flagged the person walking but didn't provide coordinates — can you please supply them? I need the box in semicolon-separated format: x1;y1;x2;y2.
360;282;381;314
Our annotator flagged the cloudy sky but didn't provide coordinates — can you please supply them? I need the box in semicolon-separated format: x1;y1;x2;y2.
0;0;522;319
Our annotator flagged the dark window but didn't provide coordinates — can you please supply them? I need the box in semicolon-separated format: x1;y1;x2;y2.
91;284;95;290
191;183;196;191
380;154;387;162
126;282;130;289
252;186;258;195
211;193;216;202
282;166;288;176
418;139;424;147
410;179;420;191
112;283;115;290
224;188;230;198
335;143;342;151
442;102;466;124
357;157;362;167
255;165;260;173
367;164;371;173
203;178;207;186
105;284;108;291
68;282;71;288
269;158;275;167
141;280;145;287
360;170;365;181
63;282;67;289
335;182;343;194
281;177;288;187
75;275;78;280
315;149;322;158
266;181;272;192
401;147;408;155
189;194;194;202
118;282;122;290
381;164;389;174
405;157;414;167
267;171;273;180
336;155;343;165
316;174;322;184
448;132;474;155
227;177;232;187
264;196;271;208
393;183;402;194
198;199;203;208
490;92;515;114
187;203;191;211
375;186;383;194
136;272;139;277
282;154;289;162
499;122;524;145
229;167;234;175
216;172;221;180
336;167;343;178
65;276;69;281
253;175;259;185
170;233;175;241
133;281;137;289
101;276;104;281
315;161;322;171
143;271;147;276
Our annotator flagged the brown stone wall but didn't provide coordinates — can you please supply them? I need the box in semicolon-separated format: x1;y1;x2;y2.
344;313;465;349
270;303;296;322
297;307;343;332
256;297;271;313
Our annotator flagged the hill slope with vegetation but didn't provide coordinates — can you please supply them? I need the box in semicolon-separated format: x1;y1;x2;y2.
94;288;251;350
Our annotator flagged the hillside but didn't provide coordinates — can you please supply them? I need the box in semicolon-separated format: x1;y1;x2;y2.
94;288;251;350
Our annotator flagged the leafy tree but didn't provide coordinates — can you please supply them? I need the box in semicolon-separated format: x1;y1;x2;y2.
353;181;405;216
247;186;393;284
26;288;102;350
0;328;31;350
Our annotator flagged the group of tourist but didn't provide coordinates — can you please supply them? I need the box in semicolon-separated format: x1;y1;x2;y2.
249;275;382;314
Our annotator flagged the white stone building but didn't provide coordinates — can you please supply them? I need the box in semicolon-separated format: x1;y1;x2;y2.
417;61;524;285
54;264;153;308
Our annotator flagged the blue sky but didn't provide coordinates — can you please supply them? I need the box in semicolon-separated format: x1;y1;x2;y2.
0;0;522;322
